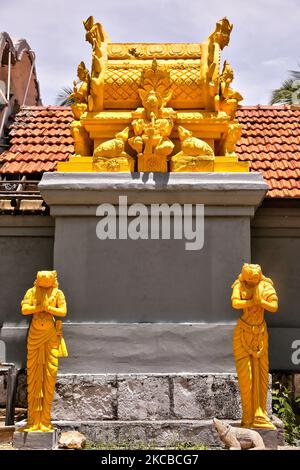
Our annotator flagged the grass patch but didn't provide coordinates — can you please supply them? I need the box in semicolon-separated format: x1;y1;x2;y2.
85;441;208;450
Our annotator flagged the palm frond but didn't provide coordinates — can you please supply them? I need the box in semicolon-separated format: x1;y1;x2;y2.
270;66;300;105
270;79;295;105
290;70;300;80
56;86;74;106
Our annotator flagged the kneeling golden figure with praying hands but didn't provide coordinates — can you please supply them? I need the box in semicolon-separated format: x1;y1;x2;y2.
231;263;278;429
20;271;68;432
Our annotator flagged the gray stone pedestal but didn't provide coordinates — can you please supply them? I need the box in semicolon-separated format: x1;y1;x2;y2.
13;428;58;450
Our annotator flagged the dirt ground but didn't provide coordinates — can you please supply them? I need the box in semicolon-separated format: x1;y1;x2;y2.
0;442;14;450
0;442;299;451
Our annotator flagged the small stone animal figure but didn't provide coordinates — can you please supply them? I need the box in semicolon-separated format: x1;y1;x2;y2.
178;126;214;159
213;418;265;450
94;127;129;159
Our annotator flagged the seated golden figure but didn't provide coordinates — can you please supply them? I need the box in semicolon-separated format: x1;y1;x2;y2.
70;61;92;156
93;127;134;172
129;59;174;172
231;264;278;430
171;126;214;172
19;271;67;433
219;61;243;120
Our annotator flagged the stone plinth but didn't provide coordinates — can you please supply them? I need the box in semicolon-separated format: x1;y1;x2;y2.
13;429;58;450
0;426;15;443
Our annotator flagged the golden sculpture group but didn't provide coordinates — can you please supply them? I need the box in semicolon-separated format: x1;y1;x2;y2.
20;271;67;432
58;16;248;173
232;264;278;430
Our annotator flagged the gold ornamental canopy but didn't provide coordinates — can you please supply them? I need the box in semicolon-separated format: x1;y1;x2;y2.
58;16;248;173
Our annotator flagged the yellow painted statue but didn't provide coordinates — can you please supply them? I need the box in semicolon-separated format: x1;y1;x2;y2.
231;263;278;429
20;271;67;432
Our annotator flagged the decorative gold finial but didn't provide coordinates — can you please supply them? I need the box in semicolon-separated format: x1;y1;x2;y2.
209;17;233;50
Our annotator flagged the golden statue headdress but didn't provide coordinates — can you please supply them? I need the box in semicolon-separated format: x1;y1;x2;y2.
34;270;59;288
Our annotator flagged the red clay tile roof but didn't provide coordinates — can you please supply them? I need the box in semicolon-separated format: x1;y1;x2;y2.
0;106;73;174
236;105;300;198
0;105;300;198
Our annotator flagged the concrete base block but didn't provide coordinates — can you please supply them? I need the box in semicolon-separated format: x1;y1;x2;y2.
13;429;58;450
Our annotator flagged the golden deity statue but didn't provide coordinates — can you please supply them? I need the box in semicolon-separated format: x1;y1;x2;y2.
58;16;249;173
20;271;67;432
129;59;174;172
231;264;278;429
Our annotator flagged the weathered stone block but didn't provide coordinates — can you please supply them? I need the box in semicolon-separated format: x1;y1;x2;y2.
173;374;241;420
52;374;117;420
118;375;170;420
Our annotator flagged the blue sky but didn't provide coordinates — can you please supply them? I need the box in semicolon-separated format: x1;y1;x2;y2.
2;0;299;105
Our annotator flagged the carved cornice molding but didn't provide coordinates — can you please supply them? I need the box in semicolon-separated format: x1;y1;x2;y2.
107;43;202;60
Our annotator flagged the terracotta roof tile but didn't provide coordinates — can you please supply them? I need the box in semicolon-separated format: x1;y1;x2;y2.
236;105;300;198
0;106;73;174
1;104;300;198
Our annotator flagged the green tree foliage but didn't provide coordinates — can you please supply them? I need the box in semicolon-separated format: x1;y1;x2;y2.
270;69;300;105
56;86;74;106
272;379;300;445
